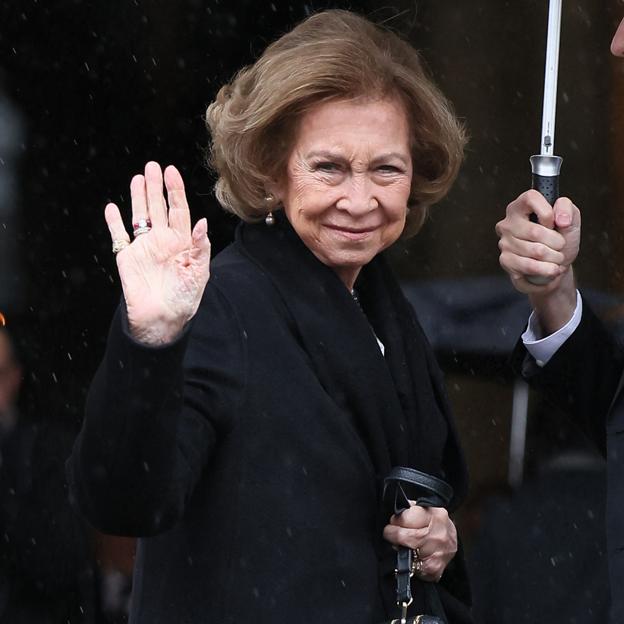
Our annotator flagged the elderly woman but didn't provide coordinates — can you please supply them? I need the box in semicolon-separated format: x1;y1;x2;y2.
68;9;471;624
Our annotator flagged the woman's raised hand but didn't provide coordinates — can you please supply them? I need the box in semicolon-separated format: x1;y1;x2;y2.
105;161;211;346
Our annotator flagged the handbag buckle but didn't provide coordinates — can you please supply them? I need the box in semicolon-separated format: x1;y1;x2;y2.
400;598;412;624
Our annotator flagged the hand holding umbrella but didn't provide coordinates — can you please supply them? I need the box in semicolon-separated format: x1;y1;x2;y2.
525;0;564;285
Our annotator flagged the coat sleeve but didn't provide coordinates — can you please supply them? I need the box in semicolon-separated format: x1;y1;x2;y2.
67;280;247;536
510;297;624;455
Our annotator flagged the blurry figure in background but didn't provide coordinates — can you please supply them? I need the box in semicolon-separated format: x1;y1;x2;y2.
95;533;134;623
0;322;97;624
0;75;24;311
469;406;609;623
0;320;21;436
495;14;624;624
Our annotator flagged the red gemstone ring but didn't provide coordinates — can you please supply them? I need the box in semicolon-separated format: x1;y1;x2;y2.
133;218;152;237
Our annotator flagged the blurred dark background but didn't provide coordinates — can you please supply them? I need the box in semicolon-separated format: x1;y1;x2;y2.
0;0;623;621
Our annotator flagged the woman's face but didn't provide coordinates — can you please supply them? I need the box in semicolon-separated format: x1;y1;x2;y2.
275;97;413;289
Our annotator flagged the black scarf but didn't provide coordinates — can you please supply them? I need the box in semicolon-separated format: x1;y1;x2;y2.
236;214;467;509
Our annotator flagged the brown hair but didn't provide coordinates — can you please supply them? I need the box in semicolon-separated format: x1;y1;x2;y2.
206;9;466;236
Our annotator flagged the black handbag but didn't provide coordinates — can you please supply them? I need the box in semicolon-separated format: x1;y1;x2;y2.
380;467;454;624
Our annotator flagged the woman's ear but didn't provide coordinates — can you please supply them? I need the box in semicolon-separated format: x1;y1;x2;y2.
265;178;285;207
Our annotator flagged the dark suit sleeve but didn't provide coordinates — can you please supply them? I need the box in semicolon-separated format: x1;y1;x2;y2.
511;298;624;455
67;281;247;536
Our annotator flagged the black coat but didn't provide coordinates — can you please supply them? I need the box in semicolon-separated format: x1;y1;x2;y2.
68;216;472;624
512;299;624;623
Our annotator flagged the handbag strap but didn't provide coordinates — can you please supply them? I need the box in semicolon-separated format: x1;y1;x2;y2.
383;467;453;624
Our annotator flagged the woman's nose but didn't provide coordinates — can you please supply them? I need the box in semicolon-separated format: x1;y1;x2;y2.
336;178;378;213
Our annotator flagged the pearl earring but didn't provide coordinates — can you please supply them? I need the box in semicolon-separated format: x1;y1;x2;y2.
264;193;276;226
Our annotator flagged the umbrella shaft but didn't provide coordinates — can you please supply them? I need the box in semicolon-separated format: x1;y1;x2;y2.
540;0;563;155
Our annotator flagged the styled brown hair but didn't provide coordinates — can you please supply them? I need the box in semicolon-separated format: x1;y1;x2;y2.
206;9;466;236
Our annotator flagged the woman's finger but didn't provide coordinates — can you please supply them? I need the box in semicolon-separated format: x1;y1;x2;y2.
382;524;427;549
104;203;131;250
416;555;445;582
130;174;149;233
191;218;211;259
389;505;429;529
415;543;436;560
144;161;167;228
164;165;191;237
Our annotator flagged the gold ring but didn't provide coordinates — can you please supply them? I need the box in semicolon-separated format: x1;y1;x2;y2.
410;549;422;576
112;239;130;254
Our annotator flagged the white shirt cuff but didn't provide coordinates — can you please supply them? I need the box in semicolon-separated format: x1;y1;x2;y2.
522;290;582;367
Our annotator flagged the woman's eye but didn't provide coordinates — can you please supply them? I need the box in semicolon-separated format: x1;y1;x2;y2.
376;165;400;174
315;162;340;172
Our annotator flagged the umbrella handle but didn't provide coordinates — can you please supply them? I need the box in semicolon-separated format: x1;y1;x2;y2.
525;154;564;285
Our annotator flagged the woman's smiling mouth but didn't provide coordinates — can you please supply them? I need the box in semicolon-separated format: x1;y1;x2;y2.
323;223;378;241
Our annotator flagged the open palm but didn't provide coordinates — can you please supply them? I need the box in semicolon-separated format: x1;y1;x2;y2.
105;161;211;345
